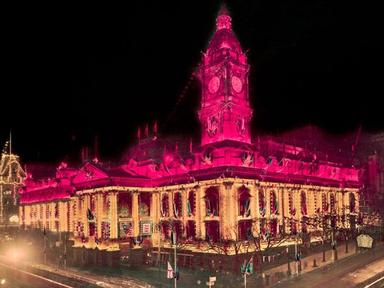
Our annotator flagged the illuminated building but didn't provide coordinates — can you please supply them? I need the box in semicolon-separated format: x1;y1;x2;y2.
0;139;26;226
19;6;360;255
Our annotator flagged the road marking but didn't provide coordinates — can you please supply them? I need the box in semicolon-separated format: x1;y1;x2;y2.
0;262;73;288
364;275;384;288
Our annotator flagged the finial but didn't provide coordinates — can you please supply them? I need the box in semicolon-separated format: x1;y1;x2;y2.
216;4;232;30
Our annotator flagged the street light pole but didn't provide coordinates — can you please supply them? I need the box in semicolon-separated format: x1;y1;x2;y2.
244;272;247;288
44;231;47;264
287;246;291;275
295;234;298;276
173;231;177;288
64;232;67;269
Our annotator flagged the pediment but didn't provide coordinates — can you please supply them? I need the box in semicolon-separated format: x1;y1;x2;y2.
72;162;109;184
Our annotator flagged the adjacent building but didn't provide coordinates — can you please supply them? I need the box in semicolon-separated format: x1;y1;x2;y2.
0;144;26;225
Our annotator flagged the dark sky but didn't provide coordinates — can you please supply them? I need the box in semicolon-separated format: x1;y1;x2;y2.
1;1;381;164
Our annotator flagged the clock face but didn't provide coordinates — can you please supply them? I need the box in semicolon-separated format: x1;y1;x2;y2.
231;76;243;93
208;76;220;94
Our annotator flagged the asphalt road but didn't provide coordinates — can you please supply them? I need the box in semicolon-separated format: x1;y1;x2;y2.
272;246;384;288
0;261;100;288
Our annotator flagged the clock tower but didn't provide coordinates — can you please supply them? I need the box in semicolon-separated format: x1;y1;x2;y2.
198;5;253;146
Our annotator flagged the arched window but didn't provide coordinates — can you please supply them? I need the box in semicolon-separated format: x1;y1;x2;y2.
301;216;308;233
270;190;278;215
118;193;132;218
270;219;278;237
139;193;151;216
330;193;336;213
103;194;109;215
90;195;96;213
161;221;171;240
161;194;169;217
54;203;59;218
349;193;356;213
173;192;182;218
289;191;296;216
259;189;266;217
204;187;219;217
300;191;307;215
239;186;251;217
186;220;196;240
187;191;196;216
322;193;328;213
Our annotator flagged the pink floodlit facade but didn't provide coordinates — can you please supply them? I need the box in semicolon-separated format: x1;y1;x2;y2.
19;7;361;254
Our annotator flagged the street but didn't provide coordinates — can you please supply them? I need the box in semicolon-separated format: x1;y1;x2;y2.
273;246;384;288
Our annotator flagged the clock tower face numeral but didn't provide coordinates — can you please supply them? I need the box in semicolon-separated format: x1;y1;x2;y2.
208;76;220;94
231;76;243;93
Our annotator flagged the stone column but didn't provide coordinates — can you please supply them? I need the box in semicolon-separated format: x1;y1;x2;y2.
152;191;160;247
59;201;68;232
83;195;90;237
97;193;103;238
223;181;236;240
50;202;56;232
278;187;285;233
196;186;206;240
249;185;258;219
42;204;46;229
181;189;188;238
168;190;173;218
132;191;139;237
25;205;31;226
109;192;118;239
354;191;359;213
255;185;261;235
220;183;228;239
68;199;74;233
295;189;301;231
265;187;271;220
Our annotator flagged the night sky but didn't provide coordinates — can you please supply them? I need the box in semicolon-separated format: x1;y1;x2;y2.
1;1;381;164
